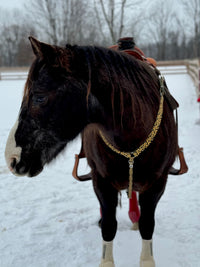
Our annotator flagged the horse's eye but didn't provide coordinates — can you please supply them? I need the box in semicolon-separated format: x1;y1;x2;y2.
33;95;48;106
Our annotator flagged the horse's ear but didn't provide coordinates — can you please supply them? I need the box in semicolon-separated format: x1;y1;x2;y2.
29;36;71;70
29;36;42;57
29;36;57;63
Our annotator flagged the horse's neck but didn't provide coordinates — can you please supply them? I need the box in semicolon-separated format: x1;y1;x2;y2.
87;90;151;149
76;48;156;144
87;94;107;124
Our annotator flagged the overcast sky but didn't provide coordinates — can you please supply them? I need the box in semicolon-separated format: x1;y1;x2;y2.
0;0;25;9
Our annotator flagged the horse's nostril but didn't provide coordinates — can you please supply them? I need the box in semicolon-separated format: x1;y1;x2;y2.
8;156;28;176
10;158;17;169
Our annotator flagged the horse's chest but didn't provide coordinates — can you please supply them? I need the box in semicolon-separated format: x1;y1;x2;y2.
83;127;154;191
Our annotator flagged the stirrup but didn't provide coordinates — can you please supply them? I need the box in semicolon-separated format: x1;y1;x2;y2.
169;147;188;175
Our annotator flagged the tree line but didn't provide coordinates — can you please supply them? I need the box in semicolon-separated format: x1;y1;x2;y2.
0;0;199;67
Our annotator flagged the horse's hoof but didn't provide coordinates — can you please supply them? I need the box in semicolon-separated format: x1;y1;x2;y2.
140;259;155;267
99;261;115;267
131;222;139;230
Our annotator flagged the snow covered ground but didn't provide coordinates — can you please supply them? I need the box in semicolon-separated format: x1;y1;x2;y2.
0;72;199;267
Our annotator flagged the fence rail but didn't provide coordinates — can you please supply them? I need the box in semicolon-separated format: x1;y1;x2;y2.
186;59;200;97
158;65;187;75
158;59;200;97
0;72;28;80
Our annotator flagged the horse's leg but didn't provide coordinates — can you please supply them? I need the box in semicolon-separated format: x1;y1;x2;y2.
139;177;167;267
93;175;118;267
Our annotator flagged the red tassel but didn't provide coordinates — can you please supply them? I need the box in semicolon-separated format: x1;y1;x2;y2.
128;191;140;223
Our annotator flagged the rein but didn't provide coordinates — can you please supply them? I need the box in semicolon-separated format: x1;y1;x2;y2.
99;75;165;199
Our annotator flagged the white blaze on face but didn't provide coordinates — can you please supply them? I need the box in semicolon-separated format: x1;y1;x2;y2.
5;120;22;173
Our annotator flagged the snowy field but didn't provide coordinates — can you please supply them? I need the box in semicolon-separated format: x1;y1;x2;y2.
0;71;199;267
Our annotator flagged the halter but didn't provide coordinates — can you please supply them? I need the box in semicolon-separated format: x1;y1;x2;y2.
99;75;165;198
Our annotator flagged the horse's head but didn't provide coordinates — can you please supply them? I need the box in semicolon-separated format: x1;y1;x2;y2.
5;37;88;177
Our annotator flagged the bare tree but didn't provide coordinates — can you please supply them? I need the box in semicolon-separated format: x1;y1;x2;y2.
25;0;60;44
25;0;92;45
143;0;178;60
93;0;143;44
0;8;34;66
182;0;200;57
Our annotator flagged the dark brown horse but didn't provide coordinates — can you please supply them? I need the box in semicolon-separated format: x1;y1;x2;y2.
5;37;178;267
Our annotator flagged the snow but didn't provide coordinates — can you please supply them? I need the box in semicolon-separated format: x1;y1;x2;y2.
0;72;199;267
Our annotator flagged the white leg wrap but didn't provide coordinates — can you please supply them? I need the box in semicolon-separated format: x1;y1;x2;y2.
140;239;155;267
99;240;115;267
131;222;139;231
